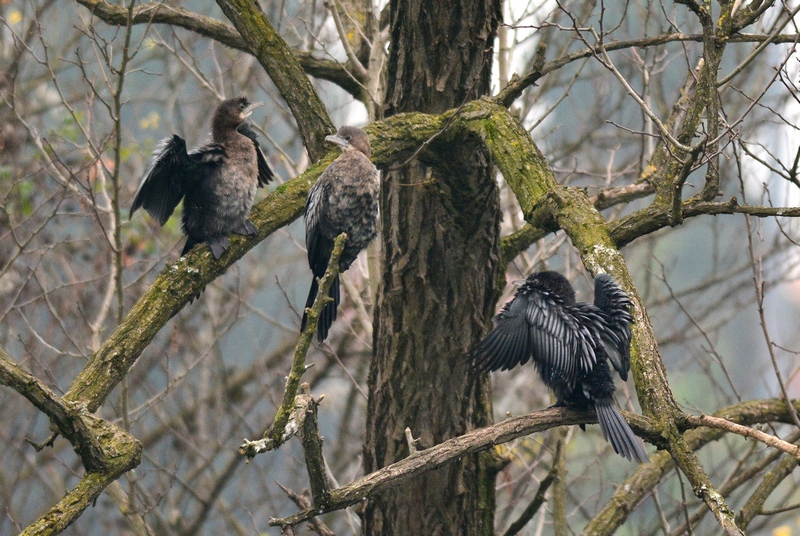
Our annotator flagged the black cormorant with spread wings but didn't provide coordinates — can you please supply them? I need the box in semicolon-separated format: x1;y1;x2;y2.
470;271;648;462
301;126;379;342
130;96;274;259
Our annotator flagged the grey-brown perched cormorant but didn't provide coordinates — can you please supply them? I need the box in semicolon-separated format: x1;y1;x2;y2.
130;97;274;258
470;271;648;462
302;126;379;341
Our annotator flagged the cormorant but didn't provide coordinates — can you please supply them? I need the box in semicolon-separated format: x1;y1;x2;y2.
302;126;379;342
470;271;648;462
130;96;274;259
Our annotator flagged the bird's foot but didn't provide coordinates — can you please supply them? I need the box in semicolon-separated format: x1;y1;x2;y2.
233;219;258;236
208;237;229;259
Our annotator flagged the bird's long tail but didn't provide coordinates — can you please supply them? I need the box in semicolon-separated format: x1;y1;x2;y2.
300;274;340;342
595;400;648;462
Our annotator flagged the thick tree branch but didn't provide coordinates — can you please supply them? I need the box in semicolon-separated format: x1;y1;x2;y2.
275;483;335;536
497;183;800;261
1;347;142;536
669;437;744;535
671;431;800;535
609;197;800;248
0;347;139;473
73;0;365;99
269;406;624;529
299;389;332;506
20;453;142;536
269;398;800;531
499;181;656;267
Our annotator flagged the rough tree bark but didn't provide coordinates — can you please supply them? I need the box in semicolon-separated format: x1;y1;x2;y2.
363;1;503;534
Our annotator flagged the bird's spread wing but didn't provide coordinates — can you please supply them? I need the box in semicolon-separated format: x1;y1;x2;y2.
471;287;590;390
593;274;633;380
524;290;591;386
130;136;228;225
130;135;191;225
470;297;531;372
237;122;274;187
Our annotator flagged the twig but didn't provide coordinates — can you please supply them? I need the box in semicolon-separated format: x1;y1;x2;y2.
670;429;800;535
735;448;800;529
275;483;336;536
744;214;800;429
405;427;420;454
502;441;561;536
683;414;800;460
239;233;347;457
324;0;369;80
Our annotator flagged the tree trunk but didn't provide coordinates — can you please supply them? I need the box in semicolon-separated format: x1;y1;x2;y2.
363;1;502;534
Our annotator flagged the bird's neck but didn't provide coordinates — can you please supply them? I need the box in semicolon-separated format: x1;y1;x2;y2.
212;124;241;143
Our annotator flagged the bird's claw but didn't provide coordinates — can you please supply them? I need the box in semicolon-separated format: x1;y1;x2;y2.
243;219;258;235
208;237;229;259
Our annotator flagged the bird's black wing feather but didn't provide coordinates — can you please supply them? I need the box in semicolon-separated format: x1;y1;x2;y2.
130;136;228;225
471;297;531;372
568;305;613;375
130;135;191;225
237;122;274;187
593;274;633;380
471;286;591;391
304;179;334;277
301;177;338;341
524;290;590;387
300;274;340;341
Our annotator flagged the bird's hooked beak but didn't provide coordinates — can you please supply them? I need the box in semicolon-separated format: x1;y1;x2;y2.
242;101;265;119
325;133;351;150
512;278;526;286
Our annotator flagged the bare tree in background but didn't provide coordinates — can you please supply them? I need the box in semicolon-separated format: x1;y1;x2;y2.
1;0;800;535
